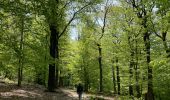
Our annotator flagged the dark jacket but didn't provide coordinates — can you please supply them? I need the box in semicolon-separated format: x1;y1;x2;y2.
77;84;83;93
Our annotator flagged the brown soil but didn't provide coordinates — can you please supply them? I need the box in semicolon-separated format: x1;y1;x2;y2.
0;82;115;100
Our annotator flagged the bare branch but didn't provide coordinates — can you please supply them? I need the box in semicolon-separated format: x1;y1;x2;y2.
59;2;92;38
102;7;109;33
99;0;109;40
62;1;72;9
154;32;162;39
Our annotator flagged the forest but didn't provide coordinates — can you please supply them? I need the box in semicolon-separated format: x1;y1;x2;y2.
0;0;170;100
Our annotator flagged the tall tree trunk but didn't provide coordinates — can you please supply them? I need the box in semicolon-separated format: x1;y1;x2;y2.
98;44;103;92
111;60;117;94
48;25;57;92
116;58;120;95
18;17;24;87
144;32;154;100
141;9;154;99
135;63;141;98
135;40;141;98
56;32;59;88
83;65;89;92
129;51;134;96
127;35;134;96
131;1;154;98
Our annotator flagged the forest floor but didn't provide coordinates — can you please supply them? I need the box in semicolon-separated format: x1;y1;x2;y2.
0;80;116;100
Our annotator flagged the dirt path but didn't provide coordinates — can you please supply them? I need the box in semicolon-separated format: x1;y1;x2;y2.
0;82;76;100
61;88;116;100
0;82;116;100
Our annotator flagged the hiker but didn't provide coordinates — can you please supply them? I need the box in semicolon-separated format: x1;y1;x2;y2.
77;83;83;100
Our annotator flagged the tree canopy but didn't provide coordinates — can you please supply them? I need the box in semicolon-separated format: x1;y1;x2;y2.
0;0;170;100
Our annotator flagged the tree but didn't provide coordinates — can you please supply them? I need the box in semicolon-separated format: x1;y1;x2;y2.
41;0;97;91
126;1;155;99
152;0;170;57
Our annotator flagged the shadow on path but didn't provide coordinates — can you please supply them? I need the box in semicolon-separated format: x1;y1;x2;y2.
0;81;115;100
0;82;77;100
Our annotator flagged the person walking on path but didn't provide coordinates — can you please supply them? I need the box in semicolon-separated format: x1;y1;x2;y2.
77;83;83;100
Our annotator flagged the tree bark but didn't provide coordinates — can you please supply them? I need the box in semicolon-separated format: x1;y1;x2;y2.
135;40;141;98
142;10;154;99
111;60;117;94
129;51;134;96
98;44;103;92
56;31;59;88
144;32;154;100
18;17;24;87
83;66;89;92
135;63;141;98
127;35;134;96
116;58;120;95
131;1;154;99
48;25;58;92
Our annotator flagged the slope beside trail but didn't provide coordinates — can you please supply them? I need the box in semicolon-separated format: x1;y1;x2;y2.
0;81;116;100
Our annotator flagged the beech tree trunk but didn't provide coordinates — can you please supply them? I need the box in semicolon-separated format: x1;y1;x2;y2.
129;51;134;96
144;32;154;100
116;58;120;95
56;32;59;88
98;44;103;92
111;60;117;94
131;1;154;98
127;35;134;96
83;65;89;92
142;10;154;100
48;25;58;91
135;40;141;98
18;17;24;87
135;63;141;98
